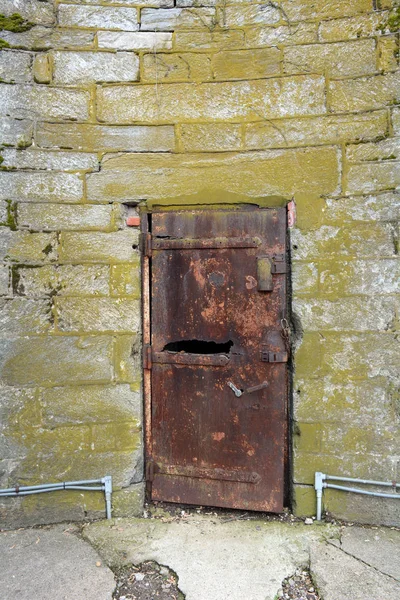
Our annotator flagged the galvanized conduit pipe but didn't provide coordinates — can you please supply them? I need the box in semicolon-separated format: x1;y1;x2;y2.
0;476;113;520
315;472;400;520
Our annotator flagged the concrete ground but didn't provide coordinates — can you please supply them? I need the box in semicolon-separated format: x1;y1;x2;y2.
1;513;399;600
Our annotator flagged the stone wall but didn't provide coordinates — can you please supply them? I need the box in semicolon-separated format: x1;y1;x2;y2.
0;0;399;526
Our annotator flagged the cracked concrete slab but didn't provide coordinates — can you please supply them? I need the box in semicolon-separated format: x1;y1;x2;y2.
0;524;116;600
311;540;400;600
83;515;339;600
329;526;400;581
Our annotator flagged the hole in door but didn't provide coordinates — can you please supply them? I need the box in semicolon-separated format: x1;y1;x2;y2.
163;339;233;354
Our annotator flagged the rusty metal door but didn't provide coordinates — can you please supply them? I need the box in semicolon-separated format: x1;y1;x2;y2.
142;208;288;512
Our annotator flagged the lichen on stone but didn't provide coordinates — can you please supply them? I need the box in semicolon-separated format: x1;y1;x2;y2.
0;13;34;33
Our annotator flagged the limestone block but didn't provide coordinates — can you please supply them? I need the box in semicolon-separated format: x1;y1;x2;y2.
97;31;172;50
114;334;142;384
320;424;400;456
18;204;113;232
58;4;139;31
0;266;9;296
325;191;400;223
0;118;33;147
20;425;92;456
311;333;399;381
291;262;319;295
245;111;388;150
0;84;89;120
246;23;317;48
346;162;400;194
218;4;280;27
293;378;393;424
294;296;398;331
55;298;140;333
329;71;400;113
91;422;141;452
87;147;340;202
378;36;399;72
15;448;144;489
174;30;245;51
0;27;94;51
0;172;83;203
0;0;55;26
319;12;390;42
319;258;400;296
0;230;58;264
0;335;114;386
180;123;242;152
292;485;315;517
211;48;281;80
53;51;139;85
0;298;53;337
140;8;215;31
33;53;51;83
16;264;110;297
176;0;216;5
63;0;172;5
111;262;140;297
142;52;211;82
97;75;326;123
0;199;8;224
346;138;400;162
294;452;400;491
284;39;376;77
112;483;144;518
0;149;98;171
40;384;141;426
392;107;400;134
59;230;140;263
291;224;395;260
279;0;373;22
0;50;31;83
36;122;174;152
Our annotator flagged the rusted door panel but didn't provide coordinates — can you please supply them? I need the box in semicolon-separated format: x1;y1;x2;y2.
148;209;287;512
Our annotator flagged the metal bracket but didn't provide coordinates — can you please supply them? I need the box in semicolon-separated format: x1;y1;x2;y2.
143;344;152;370
140;232;152;257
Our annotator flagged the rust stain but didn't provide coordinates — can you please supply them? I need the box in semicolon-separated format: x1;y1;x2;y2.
147;208;288;513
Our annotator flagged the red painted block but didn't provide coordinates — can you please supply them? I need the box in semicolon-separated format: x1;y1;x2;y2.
126;216;141;227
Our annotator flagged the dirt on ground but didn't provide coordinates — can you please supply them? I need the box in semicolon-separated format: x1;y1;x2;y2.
113;561;184;600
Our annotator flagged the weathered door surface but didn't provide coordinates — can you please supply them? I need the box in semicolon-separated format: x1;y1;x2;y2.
144;208;288;512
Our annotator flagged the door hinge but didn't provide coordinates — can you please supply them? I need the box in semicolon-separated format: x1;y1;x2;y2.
140;232;152;257
143;344;152;370
146;459;157;482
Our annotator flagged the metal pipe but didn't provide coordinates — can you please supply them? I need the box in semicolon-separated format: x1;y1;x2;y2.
325;475;399;488
315;472;400;521
324;483;400;499
0;476;112;519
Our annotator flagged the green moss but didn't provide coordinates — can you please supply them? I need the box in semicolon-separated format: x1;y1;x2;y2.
0;13;34;33
0;38;10;48
0;199;17;230
42;243;53;256
387;7;400;33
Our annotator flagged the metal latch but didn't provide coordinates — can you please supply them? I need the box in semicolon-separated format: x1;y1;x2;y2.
257;254;287;291
260;349;288;363
228;381;269;397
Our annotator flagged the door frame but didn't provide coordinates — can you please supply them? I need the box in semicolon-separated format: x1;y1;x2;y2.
140;204;293;510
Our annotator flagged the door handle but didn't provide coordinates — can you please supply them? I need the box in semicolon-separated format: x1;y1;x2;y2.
228;381;269;397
